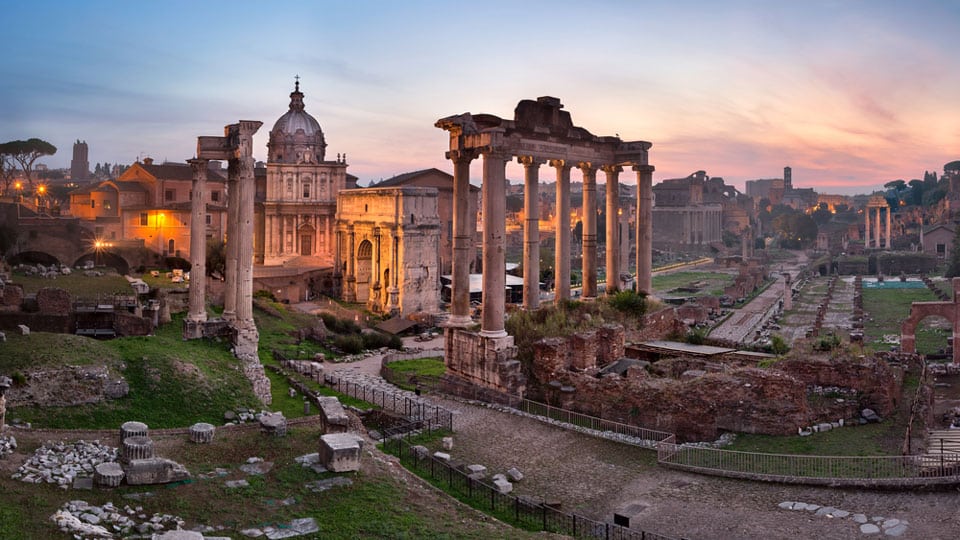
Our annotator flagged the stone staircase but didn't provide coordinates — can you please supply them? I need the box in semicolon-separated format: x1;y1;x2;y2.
920;430;960;471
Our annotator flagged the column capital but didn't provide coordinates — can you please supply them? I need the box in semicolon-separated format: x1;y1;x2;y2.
601;164;623;174
446;148;479;164
549;159;572;171
632;164;656;173
188;158;209;178
517;155;546;167
577;161;595;173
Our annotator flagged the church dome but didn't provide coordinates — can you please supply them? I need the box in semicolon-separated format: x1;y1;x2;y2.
268;79;327;164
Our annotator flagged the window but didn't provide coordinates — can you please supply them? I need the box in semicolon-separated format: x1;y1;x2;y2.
303;183;310;198
90;200;95;208
211;190;220;202
103;201;111;210
165;189;175;202
205;214;212;225
140;213;148;226
938;243;946;257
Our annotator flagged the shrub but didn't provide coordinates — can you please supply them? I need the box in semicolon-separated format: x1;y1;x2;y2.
320;313;361;334
770;334;790;355
607;290;648;317
361;331;403;351
332;334;364;355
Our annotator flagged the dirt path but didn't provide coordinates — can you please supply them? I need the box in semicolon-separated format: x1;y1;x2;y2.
432;396;960;540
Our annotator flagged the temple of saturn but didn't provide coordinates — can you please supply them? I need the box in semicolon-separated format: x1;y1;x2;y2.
864;195;892;249
436;96;653;397
182;120;272;404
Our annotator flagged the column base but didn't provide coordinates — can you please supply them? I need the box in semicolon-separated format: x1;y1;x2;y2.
479;329;508;339
182;318;206;340
445;314;474;327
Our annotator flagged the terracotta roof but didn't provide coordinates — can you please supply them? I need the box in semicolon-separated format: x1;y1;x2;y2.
376;168;477;191
138;162;226;182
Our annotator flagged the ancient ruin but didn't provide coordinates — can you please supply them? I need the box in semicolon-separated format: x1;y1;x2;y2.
901;277;960;363
437;97;653;398
183;121;271;404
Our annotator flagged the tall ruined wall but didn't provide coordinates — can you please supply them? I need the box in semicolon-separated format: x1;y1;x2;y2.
776;356;902;416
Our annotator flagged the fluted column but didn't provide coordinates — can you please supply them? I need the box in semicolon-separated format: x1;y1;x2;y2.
344;230;356;302
551;160;572;301
603;165;622;294
580;162;597;300
187;158;208;324
875;208;881;250
449;150;478;326
886;207;891;249
864;208;871;248
235;120;261;327
635;165;654;295
223;160;240;322
481;149;509;337
519;156;543;310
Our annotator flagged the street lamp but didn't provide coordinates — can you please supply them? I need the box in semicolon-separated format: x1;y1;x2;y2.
157;212;165;256
36;185;46;215
14;181;22;218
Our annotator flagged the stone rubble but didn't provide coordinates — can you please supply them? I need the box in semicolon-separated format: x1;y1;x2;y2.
12;439;117;487
50;500;185;539
0;433;17;458
779;501;910;536
239;517;320;539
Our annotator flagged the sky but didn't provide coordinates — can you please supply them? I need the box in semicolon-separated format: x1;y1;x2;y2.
1;0;958;195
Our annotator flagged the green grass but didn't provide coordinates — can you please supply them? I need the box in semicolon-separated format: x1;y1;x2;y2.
651;271;734;295
726;422;900;456
862;287;940;353
386;358;445;378
8;271;132;297
0;332;122;371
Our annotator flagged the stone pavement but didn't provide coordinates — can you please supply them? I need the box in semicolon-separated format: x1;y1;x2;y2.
779;501;910;537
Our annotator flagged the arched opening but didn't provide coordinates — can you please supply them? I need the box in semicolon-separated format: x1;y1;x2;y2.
73;252;131;275
8;251;59;266
383;268;390;306
355;239;373;303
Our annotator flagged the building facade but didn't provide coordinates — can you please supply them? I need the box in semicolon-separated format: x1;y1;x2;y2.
256;80;354;266
336;187;441;316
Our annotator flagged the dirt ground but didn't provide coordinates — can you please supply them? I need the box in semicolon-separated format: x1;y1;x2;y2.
432;396;960;540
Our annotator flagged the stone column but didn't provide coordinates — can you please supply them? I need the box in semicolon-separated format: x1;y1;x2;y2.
635;165;654;295
334;230;342;277
185;158;208;334
603;165;622;294
864;208;871;248
551;160;572;301
388;234;400;311
875;208;881;250
344;230;356;302
449;150;477;326
481;149;510;338
886;206;892;249
234;121;262;361
580;162;597;300
223;160;240;322
519;156;543;310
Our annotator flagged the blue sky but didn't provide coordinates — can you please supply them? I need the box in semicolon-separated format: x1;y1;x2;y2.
2;0;958;194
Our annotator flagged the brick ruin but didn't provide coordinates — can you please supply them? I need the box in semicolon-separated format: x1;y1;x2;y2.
527;325;903;442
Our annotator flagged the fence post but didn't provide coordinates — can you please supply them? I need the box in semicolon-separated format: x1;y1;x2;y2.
542;504;547;532
515;496;519;523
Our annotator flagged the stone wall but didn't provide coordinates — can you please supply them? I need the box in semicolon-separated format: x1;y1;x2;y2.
777;356;902;417
0;284;23;311
37;287;72;314
443;327;525;397
632;306;682;342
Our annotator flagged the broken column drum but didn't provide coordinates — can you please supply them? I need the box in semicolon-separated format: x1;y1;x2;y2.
188;422;215;444
119;421;148;447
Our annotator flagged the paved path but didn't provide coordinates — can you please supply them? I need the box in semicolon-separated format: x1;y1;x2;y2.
709;251;808;344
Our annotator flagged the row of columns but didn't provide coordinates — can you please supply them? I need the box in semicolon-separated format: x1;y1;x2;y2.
680;208;723;244
264;213;333;259
864;206;892;249
447;149;653;337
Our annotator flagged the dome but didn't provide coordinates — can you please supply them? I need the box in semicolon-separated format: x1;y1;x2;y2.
268;79;327;163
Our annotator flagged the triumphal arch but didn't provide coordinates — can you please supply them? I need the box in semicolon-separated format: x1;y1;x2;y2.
436;96;653;397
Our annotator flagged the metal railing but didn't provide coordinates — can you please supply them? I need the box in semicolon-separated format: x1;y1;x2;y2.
656;442;960;486
382;429;682;540
520;399;674;446
324;372;454;430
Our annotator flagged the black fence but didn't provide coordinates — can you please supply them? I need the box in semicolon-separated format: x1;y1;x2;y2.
324;372;454;432
382;427;682;540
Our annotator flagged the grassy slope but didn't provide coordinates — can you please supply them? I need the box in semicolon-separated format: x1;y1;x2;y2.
861;287;944;354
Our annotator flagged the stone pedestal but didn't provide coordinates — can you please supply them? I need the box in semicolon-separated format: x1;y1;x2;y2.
94;462;124;488
259;412;287;437
319;433;363;472
121;436;155;463
318;397;350;434
119;421;148;448
189;423;215;444
443;327;525;398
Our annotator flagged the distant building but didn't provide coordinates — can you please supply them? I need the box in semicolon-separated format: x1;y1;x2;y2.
71;140;89;181
370;168;480;275
255;80;356;267
336;187;441;315
68;157;228;259
922;223;955;261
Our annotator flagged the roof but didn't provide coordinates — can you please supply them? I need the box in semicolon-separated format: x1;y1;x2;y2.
375;317;418;335
376;168;479;191
634;340;736;357
442;273;525;293
124;161;226;182
924;223;956;235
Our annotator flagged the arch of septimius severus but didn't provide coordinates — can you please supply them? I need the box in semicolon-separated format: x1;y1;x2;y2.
436;96;652;397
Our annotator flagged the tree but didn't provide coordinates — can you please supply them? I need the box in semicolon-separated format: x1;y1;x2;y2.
206;238;226;278
946;226;960;278
0;152;16;196
908;179;925;206
884;179;906;192
0;138;57;189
